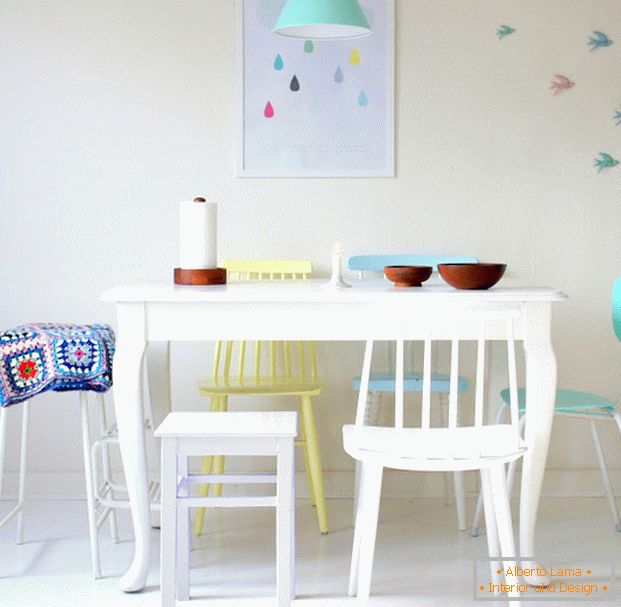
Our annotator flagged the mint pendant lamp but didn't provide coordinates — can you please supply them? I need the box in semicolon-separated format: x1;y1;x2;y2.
273;0;371;39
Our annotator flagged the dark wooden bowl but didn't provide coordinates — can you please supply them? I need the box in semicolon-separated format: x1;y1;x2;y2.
437;263;506;290
384;265;433;287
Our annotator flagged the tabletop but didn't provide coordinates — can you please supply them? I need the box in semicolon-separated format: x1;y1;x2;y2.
101;280;566;304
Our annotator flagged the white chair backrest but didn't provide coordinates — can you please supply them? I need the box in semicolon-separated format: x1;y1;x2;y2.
354;311;520;433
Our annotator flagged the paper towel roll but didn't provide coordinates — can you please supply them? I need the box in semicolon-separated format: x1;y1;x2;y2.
178;198;217;269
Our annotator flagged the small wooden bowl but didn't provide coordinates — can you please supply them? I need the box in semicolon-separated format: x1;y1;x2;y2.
384;265;433;287
437;263;506;290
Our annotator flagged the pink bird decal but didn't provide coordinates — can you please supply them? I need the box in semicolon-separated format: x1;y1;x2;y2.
550;74;575;96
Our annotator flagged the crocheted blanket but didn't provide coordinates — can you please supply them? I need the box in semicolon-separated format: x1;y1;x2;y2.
0;323;115;408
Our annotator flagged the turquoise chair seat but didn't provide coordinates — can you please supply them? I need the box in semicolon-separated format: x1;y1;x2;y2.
500;388;616;416
353;371;469;393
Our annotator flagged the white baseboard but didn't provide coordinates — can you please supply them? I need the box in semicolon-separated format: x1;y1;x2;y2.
1;469;620;501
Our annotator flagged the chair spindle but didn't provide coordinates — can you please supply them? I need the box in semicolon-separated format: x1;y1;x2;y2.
448;339;460;428
421;339;432;429
394;340;405;429
356;341;374;427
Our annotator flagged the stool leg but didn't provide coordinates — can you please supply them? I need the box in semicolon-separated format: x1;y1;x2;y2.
176;455;190;601
194;396;221;536
277;437;295;606
16;401;29;545
300;395;328;534
160;439;178;607
193;454;213;537
80;392;101;578
97;394;119;543
0;407;7;500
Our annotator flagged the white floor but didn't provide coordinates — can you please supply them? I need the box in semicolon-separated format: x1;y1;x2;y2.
0;497;619;606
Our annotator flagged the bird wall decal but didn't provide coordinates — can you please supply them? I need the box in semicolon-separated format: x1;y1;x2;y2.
594;152;619;173
588;31;613;51
550;74;575;96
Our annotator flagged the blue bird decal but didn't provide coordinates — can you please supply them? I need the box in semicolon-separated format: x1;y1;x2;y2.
588;31;613;51
614;108;621;126
497;25;516;39
594;152;619;173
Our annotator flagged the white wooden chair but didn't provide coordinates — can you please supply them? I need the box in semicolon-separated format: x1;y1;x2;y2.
344;311;526;605
347;254;478;531
156;411;297;607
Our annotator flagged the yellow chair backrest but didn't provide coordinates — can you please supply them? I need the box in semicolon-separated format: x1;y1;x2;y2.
212;339;318;382
222;259;312;281
213;260;317;381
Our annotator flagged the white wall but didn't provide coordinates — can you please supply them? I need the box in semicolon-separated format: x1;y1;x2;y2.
1;0;621;496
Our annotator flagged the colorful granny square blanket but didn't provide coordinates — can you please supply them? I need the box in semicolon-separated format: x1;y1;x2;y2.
0;323;115;408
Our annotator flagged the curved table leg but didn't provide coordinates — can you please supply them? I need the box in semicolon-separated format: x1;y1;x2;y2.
146;341;172;529
113;303;149;592
520;303;557;586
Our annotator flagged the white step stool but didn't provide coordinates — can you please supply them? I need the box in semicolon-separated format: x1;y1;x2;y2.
155;411;297;607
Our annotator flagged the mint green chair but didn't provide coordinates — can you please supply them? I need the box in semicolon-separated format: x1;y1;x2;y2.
471;278;621;535
348;254;477;531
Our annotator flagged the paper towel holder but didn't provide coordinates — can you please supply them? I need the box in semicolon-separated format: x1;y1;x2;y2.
174;196;227;285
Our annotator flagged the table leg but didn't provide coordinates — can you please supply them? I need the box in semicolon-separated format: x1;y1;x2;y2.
520;303;557;586
113;303;150;592
146;341;172;429
146;341;172;529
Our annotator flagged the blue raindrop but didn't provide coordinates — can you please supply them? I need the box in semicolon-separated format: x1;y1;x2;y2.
273;54;284;70
358;90;368;107
334;67;344;83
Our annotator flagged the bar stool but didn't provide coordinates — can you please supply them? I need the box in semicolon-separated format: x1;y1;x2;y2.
0;322;157;579
155;411;297;607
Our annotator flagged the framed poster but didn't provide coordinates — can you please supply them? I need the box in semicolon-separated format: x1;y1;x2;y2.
237;0;395;177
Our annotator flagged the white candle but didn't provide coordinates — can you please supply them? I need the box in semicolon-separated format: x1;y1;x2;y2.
322;241;351;289
331;242;342;279
178;198;218;269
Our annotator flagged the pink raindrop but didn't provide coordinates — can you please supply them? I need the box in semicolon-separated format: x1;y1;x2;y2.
264;101;275;118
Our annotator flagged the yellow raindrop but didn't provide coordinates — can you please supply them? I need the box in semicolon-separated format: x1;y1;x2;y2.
349;48;360;65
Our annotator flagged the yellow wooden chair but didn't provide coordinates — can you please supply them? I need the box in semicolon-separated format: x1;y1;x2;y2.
193;260;329;535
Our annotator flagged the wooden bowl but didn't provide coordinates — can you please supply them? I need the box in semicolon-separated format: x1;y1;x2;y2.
437;263;506;290
384;265;433;287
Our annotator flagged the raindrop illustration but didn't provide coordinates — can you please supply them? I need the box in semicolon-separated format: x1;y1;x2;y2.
349;48;360;65
264;101;275;118
290;75;300;92
334;67;344;83
358;91;368;107
273;54;284;70
304;40;314;53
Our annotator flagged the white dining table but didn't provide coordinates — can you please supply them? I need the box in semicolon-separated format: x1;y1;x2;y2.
101;280;566;592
